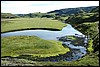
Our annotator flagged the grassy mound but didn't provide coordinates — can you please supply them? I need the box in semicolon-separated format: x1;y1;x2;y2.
1;36;69;57
1;18;66;33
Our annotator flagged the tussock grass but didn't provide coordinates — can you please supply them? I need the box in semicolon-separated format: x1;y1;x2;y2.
1;36;69;57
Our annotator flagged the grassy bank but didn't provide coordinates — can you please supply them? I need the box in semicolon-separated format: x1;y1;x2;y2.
74;21;98;38
1;52;99;66
73;21;99;51
87;39;93;53
1;36;69;57
1;18;66;33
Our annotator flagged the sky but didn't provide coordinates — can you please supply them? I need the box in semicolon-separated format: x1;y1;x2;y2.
1;1;99;14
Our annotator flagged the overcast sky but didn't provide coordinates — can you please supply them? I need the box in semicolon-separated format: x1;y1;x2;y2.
1;1;99;14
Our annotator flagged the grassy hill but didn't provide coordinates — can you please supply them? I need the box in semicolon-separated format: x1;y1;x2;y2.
47;6;97;15
65;6;99;53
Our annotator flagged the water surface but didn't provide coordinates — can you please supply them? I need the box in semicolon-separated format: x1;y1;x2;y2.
1;24;84;40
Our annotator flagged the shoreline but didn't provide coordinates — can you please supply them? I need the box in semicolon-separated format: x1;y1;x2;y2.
1;28;61;34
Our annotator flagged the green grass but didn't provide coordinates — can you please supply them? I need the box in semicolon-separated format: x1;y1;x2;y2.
87;39;93;52
1;36;69;57
84;22;98;37
1;18;66;33
39;54;99;66
1;52;99;66
75;21;98;38
66;36;76;40
82;16;90;19
66;36;84;46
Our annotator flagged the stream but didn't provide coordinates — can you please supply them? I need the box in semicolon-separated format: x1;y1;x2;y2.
1;24;87;61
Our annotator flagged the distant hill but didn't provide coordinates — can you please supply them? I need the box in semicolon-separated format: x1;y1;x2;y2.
1;13;19;19
15;12;55;18
47;6;98;15
64;6;99;24
1;6;98;19
90;6;99;13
